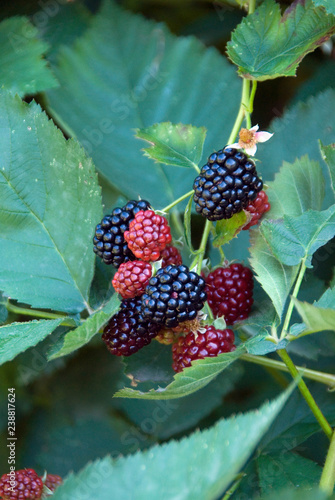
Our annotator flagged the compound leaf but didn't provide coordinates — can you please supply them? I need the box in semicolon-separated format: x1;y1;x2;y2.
261;206;335;268
44;0;241;208
0;89;102;313
53;388;292;500
0;17;57;96
0;318;64;366
227;0;335;81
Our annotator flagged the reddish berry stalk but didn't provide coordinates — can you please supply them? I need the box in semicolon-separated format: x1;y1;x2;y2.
243;190;270;230
124;210;172;262
112;260;152;299
172;326;236;372
206;263;253;325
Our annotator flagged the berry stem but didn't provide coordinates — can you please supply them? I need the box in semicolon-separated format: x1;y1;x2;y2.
5;301;75;327
320;426;335;495
277;348;333;440
240;353;335;389
196;219;212;274
162;189;194;213
280;258;307;339
221;473;245;500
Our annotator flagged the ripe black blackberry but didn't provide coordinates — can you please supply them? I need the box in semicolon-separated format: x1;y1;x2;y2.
193;147;263;221
141;265;207;328
93;199;150;268
102;297;160;356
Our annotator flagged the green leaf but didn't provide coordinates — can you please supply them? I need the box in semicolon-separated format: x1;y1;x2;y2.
53;388;292;500
312;0;335;15
259;487;330;500
0;89;102;313
257;90;335;209
44;0;241;208
227;0;335;81
245;334;288;355
261;206;335;268
115;343;247;399
256;452;322;496
293;292;335;334
249;232;299;320
320;141;335;198
213;210;249;247
123;341;174;384
260;384;335;452
136;122;206;169
49;295;120;360
0;17;57;96
265;156;325;219
0;319;63;366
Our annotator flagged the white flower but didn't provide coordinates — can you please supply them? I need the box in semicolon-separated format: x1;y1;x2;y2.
228;125;273;156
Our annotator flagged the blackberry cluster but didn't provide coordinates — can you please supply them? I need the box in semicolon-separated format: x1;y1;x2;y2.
93;199;150;268
193;147;263;221
141;265;206;328
102;298;160;356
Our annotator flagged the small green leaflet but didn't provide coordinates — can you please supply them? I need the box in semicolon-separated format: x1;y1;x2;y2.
227;0;335;81
115;333;275;400
0;318;64;366
49;295;120;360
213;210;249;247
116;344;246;399
0;89;102;313
256;452;322;496
312;0;335;15
293;289;335;334
265;156;325;219
53;387;293;500
249;231;299;320
260;205;335;268
320;141;335;198
136;123;206;170
0;17;57;96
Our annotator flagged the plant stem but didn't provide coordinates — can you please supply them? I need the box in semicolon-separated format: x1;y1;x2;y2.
227;79;250;145
277;349;333;439
280;258;307;339
161;189;194;213
320;427;335;495
240;353;335;389
196;219;212;274
6;301;74;327
221;473;245;500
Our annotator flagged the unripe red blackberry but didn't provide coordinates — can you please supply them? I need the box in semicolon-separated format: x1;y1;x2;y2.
206;263;253;325
102;298;160;356
124;210;172;262
193;147;263;221
112;260;152;299
161;245;182;267
172;326;236;372
93;199;150;268
243;190;270;230
0;469;43;500
44;474;63;493
141;265;207;328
